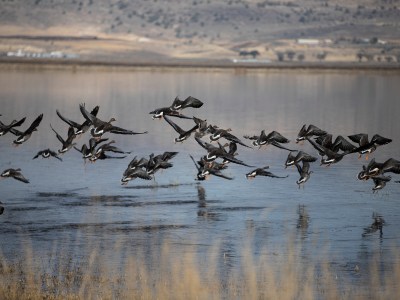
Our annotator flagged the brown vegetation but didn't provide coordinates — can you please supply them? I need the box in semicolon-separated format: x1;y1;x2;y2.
1;238;399;299
0;1;400;64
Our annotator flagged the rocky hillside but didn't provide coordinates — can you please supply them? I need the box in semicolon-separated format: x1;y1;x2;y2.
1;0;400;64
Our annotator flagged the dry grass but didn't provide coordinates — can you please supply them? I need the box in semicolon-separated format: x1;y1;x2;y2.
1;237;399;300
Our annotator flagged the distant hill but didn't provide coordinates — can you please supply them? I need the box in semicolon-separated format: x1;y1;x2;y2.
1;0;400;64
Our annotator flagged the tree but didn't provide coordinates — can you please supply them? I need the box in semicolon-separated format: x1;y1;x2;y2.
249;50;260;59
276;52;285;62
316;52;327;61
356;51;364;62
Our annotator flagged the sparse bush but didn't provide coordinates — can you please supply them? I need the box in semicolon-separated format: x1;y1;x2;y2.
385;56;393;63
396;53;400;63
286;50;296;61
370;37;378;44
316;52;327;61
365;54;374;62
297;53;305;61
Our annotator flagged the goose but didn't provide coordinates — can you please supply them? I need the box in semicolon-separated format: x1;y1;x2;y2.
50;124;77;154
285;151;317;168
80;103;147;138
348;133;392;159
163;115;199;143
296;124;327;143
56;105;99;135
0;117;26;136
244;130;296;151
33;149;62;161
12;114;43;145
246;166;288;179
1;168;29;183
295;161;313;188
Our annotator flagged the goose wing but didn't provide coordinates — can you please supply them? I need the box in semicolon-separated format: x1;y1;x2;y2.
12;171;30;183
49;149;63;161
306;137;327;156
180;96;203;109
267;131;290;143
257;169;288;178
306;124;327;136
25;114;43;134
301;161;311;174
270;141;297;152
315;134;333;148
56;110;81;128
79;103;103;127
108;124;148;135
133;169;153;180
209;169;234;180
164;115;186;135
348;133;369;146
371;134;392;146
295;151;317;163
296;124;307;139
195;136;218;151
50;124;65;145
218;154;254;167
33;150;43;159
223;132;252;148
382;158;400;174
189;154;201;172
165;110;192;119
332;135;357;152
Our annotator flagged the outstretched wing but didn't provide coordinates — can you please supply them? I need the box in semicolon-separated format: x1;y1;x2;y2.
271;141;297;152
258;170;288;178
50;124;65;145
210;170;234;180
189;154;201;172
32;150;42;159
181;96;203;109
371;134;392;146
223;132;252;148
348;133;368;146
26;114;43;134
12;172;30;183
195;136;218;151
164;115;186;135
109;125;148;135
56;110;81;128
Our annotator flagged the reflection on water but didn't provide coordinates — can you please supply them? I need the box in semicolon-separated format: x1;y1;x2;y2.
1;68;400;287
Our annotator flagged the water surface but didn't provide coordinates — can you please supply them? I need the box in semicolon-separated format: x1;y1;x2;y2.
1;67;400;284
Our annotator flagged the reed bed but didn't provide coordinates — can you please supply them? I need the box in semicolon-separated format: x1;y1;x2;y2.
1;237;399;300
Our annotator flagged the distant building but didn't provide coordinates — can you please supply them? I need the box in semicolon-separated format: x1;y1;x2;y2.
297;39;319;45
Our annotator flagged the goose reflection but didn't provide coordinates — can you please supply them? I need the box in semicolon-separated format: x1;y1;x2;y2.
362;213;385;237
297;204;310;238
197;184;206;208
196;185;221;221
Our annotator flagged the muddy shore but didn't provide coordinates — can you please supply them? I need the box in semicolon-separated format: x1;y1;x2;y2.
1;57;400;72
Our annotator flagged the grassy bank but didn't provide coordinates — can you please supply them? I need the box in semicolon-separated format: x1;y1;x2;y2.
1;238;399;300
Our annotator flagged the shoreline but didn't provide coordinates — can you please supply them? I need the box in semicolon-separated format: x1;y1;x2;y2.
1;57;400;73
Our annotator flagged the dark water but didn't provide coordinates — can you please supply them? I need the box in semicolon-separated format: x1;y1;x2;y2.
1;68;400;282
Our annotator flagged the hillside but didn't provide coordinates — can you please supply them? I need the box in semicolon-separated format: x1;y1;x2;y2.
1;0;400;65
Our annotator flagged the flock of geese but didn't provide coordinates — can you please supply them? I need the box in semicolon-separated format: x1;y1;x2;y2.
1;96;399;219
